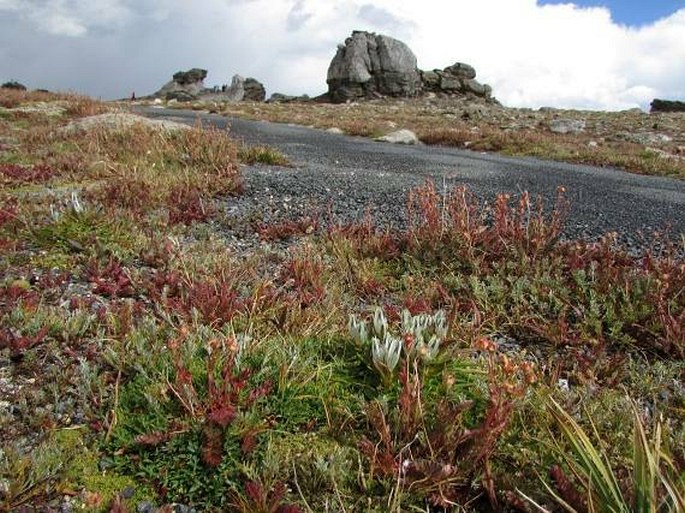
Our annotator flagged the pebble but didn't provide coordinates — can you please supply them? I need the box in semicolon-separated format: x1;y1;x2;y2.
137;501;156;513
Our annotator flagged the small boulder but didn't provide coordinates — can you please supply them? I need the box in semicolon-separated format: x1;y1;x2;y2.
444;62;476;79
547;118;586;135
376;129;420;145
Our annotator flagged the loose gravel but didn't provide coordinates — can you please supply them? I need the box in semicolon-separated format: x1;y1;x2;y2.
140;107;685;249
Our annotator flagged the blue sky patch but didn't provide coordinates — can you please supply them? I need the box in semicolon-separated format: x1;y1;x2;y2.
539;0;684;26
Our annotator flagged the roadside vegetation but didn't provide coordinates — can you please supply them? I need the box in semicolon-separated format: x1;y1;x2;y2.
204;98;685;179
1;90;684;512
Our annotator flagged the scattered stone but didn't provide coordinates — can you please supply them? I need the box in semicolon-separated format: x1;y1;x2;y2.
650;99;685;113
619;131;673;145
121;487;135;499
170;505;195;513
645;147;685;161
547;118;586;135
460;103;490;120
376;128;420;145
59;497;73;513
137;502;156;513
327;30;422;103
557;379;570;392
326;127;344;135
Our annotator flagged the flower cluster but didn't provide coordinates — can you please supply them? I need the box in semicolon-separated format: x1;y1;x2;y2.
349;306;448;383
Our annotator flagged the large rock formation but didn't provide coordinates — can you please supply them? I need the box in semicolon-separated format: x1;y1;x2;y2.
154;68;208;101
327;31;422;103
650;99;685;113
326;31;495;103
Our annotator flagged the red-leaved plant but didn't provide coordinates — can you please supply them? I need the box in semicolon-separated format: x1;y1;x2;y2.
359;337;536;509
166;329;272;467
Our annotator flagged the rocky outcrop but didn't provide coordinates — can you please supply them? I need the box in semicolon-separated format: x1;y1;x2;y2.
327;31;422;103
243;78;266;102
152;69;266;102
326;31;494;104
222;75;267;102
223;75;245;102
650;99;685;113
421;62;492;99
1;80;27;90
267;93;312;103
154;68;207;101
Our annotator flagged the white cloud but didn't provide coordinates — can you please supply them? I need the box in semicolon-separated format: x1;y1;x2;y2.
0;0;683;109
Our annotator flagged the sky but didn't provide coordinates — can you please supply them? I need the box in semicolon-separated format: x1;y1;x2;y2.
0;0;684;111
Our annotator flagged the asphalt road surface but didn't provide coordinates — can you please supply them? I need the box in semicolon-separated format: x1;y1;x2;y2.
138;106;685;244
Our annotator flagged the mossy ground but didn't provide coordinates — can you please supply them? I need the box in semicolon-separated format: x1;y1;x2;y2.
0;90;683;512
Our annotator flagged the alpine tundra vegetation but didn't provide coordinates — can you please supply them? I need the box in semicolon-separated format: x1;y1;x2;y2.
0;88;684;512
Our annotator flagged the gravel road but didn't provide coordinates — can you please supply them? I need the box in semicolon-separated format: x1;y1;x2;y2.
138;106;685;244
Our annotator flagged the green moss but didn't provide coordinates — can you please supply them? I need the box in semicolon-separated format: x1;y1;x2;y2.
262;432;359;504
0;429;153;513
53;428;154;512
